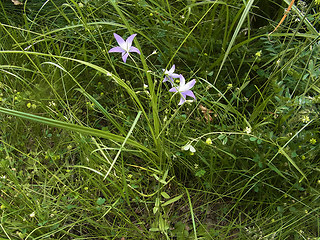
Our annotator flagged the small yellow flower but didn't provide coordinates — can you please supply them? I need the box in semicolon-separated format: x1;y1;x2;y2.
206;138;212;145
0;204;6;210
255;50;262;57
310;138;317;144
301;115;310;123
27;102;32;108
149;12;153;17
301;155;306;160
227;84;233;89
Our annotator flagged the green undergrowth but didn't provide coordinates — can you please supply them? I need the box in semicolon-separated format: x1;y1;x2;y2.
0;0;319;239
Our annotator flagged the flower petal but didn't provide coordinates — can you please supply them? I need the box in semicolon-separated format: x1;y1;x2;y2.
181;144;190;151
129;46;141;54
184;90;196;100
178;97;186;105
189;145;196;153
169;64;175;74
164;76;174;85
179;75;185;86
113;33;126;49
122;52;129;63
184;79;196;90
109;46;125;53
126;34;137;49
169;86;178;92
170;73;180;78
163;76;167;82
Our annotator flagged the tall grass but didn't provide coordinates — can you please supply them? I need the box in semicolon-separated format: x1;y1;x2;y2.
0;0;319;239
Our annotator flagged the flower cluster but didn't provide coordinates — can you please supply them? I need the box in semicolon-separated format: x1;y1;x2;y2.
162;64;196;105
108;33;196;105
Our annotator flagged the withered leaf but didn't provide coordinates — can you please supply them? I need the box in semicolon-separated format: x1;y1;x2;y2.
199;104;213;122
12;0;23;5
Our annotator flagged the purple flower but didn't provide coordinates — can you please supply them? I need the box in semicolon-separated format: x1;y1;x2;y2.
108;33;141;63
169;75;196;105
162;65;180;86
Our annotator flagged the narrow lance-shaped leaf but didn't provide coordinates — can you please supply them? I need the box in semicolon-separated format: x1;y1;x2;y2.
0;107;158;160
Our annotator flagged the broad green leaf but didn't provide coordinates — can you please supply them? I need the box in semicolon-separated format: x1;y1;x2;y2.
249;137;257;141
96;197;106;206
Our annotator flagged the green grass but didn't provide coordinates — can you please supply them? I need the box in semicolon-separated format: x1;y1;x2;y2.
0;0;320;239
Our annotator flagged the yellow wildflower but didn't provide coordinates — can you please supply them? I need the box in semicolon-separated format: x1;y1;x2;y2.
301;115;310;123
206;138;213;145
310;138;317;144
255;50;262;57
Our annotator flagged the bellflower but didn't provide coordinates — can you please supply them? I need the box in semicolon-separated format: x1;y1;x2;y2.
162;65;180;86
108;33;140;63
169;75;196;105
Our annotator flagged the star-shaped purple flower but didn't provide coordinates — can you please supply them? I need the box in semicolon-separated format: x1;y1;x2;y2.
169;75;196;105
162;65;180;86
108;33;141;63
